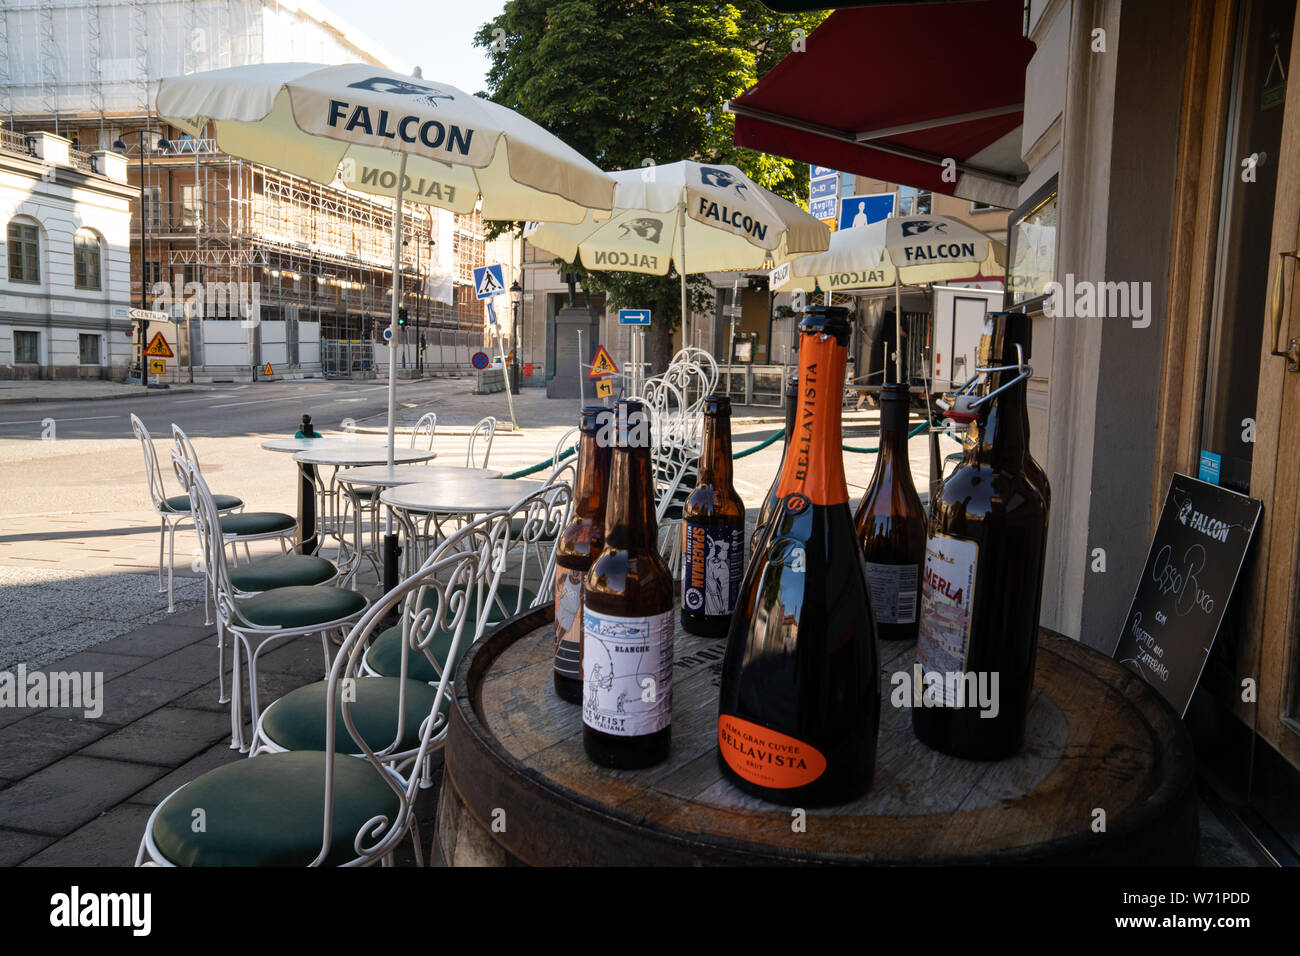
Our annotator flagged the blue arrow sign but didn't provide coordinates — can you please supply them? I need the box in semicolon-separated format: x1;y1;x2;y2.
473;263;506;299
619;309;651;326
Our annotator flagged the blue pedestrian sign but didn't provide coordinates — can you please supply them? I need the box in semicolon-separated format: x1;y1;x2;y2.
839;192;896;230
473;263;506;299
619;309;651;326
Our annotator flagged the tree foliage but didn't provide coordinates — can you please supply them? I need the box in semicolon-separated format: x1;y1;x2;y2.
474;1;827;369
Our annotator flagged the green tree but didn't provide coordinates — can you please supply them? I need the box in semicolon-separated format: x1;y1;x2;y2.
475;1;826;371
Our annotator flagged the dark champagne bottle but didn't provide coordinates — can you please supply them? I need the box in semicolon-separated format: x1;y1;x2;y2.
553;406;612;703
583;399;675;768
717;306;880;807
912;312;1048;760
682;394;746;637
750;373;799;557
853;383;926;641
975;317;1050;508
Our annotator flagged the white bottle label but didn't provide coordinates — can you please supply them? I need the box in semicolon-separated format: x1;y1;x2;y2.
864;561;919;624
582;606;674;736
916;532;978;705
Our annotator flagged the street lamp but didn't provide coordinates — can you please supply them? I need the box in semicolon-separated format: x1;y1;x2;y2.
114;129;173;389
509;278;522;395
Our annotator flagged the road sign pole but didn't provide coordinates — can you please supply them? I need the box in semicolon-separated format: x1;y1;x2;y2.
497;324;517;431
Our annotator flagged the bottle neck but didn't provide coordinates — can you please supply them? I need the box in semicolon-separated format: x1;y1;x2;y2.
775;332;849;506
972;337;1030;472
573;429;609;522
605;444;657;552
876;395;911;475
697;412;734;491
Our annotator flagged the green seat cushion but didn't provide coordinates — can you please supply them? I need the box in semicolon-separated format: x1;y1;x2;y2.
220;511;296;536
163;493;242;513
352;488;377;501
365;584;533;681
229;554;336;593
260;677;443;754
237;585;366;629
151;750;401;867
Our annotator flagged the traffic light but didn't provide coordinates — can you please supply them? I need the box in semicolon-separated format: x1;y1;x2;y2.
398;307;408;326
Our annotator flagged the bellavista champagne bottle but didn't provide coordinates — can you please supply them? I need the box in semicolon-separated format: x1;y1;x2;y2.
717;306;880;807
853;383;926;641
682;394;746;637
912;312;1048;760
749;373;799;556
553;406;613;703
583;399;675;768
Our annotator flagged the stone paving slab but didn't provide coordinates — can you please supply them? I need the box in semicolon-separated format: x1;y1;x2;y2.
0;755;168;836
81;707;233;767
20;804;156;867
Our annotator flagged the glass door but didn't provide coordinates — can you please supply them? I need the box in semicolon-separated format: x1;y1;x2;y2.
1199;0;1294;494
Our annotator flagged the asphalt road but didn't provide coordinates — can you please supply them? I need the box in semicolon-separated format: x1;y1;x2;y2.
0;379;459;442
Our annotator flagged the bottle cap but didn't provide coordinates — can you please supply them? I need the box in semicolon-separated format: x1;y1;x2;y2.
797;305;852;343
703;393;731;416
578;405;607;431
613;399;650;449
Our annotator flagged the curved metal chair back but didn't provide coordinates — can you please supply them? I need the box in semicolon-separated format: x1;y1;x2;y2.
321;515;500;865
172;452;235;621
492;479;573;619
552;425;579;468
171;422;201;471
467;416;496;469
408;412;437;450
131;414;171;514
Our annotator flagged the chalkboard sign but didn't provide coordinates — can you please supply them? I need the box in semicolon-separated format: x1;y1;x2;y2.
1112;474;1261;716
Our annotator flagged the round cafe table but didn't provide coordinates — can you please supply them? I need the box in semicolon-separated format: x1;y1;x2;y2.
260;436;355;554
380;478;545;574
336;464;502;488
436;605;1198;866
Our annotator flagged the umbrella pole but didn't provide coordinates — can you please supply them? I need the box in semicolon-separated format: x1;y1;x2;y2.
678;200;689;352
383;154;408;601
894;275;903;385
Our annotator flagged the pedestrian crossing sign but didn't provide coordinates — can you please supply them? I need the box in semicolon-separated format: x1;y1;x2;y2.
588;345;618;379
595;378;614;398
473;263;506;299
144;332;174;358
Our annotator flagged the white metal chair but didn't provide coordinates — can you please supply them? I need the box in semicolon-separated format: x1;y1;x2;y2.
408;412;437;450
131;414;244;615
173;453;341;709
135;527;488;867
178;451;369;752
251;513;502;779
466;415;496;468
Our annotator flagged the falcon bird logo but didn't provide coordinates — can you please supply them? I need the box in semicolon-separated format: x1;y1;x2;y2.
347;76;455;109
700;166;749;199
901;220;946;237
617;217;664;244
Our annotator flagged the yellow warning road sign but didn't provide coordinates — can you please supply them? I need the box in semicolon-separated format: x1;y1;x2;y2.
263;362;274;377
144;332;174;358
588;344;619;379
595;378;614;398
149;359;167;375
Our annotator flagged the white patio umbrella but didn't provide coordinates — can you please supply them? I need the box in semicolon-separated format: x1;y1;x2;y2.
156;62;615;461
770;215;1005;380
523;161;829;348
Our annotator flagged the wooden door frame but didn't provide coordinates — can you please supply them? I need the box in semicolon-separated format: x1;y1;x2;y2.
1156;0;1300;768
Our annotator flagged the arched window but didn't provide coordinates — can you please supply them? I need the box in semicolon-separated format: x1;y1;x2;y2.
6;219;40;284
74;230;102;290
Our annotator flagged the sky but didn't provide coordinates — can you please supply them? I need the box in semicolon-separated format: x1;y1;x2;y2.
317;0;507;94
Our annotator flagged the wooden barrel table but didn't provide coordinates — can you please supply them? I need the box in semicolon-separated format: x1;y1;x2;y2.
438;605;1198;866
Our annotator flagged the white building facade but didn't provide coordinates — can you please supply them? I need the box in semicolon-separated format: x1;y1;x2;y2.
0;130;134;379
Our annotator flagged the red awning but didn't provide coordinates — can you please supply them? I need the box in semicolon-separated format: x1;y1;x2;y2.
729;0;1035;208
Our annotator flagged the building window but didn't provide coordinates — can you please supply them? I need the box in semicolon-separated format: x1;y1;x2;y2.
13;330;39;364
6;221;40;284
898;186;932;216
181;185;204;228
74;231;102;290
970;201;997;213
142;187;162;230
143;261;164;289
78;333;101;365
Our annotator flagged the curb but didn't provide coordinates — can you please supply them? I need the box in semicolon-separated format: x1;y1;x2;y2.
0;386;208;405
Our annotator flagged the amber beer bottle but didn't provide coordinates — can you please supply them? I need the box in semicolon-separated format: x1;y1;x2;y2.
553;406;612;703
717;306;880;806
912;312;1048;760
974;316;1050;508
582;399;675;768
749;373;799;556
682;395;746;636
853;382;926;642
